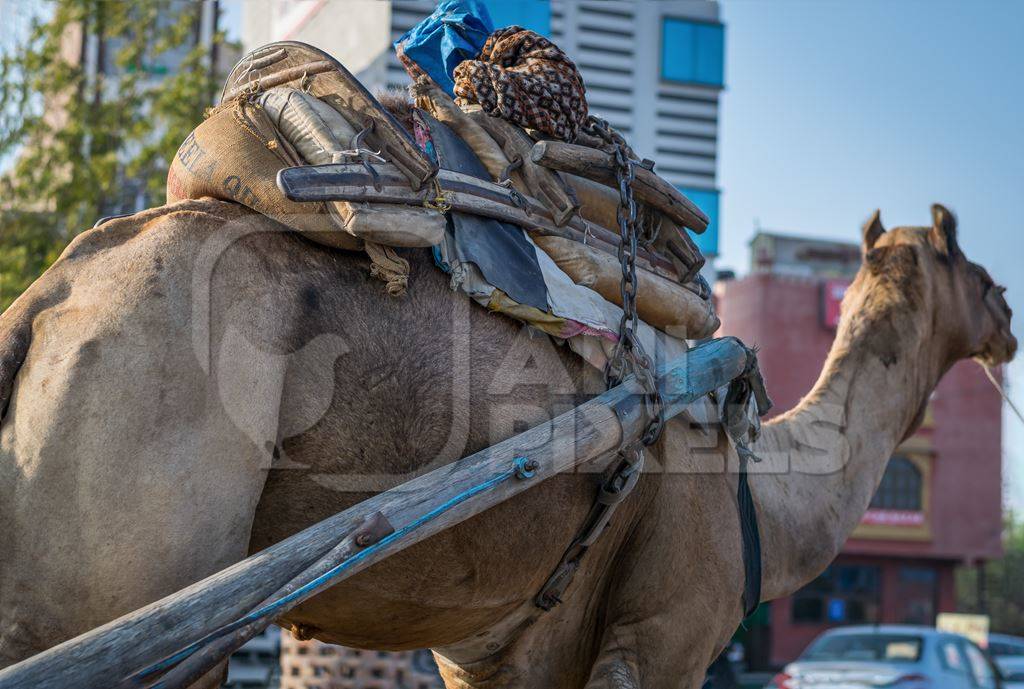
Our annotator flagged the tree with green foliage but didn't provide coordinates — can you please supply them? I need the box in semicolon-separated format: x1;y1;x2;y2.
0;0;228;310
957;513;1024;636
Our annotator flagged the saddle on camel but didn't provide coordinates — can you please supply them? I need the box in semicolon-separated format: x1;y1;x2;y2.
168;16;719;360
167;0;768;624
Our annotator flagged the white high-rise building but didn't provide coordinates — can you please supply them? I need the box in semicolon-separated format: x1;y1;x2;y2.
241;0;724;252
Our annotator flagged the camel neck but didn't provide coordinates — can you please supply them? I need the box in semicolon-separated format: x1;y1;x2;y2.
797;322;938;454
750;273;946;601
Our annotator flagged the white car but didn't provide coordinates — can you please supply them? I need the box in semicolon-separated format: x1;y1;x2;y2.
765;624;1004;688
991;634;1024;688
997;657;1024;689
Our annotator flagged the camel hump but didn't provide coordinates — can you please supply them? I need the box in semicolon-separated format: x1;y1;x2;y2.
0;198;253;422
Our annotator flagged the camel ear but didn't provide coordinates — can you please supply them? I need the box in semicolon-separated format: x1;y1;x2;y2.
929;204;959;256
862;209;885;254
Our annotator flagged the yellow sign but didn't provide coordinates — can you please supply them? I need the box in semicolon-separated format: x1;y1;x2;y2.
937;613;990;647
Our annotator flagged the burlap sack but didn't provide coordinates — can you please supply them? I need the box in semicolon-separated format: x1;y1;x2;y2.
168;96;444;250
167;99;362;251
534;235;719;339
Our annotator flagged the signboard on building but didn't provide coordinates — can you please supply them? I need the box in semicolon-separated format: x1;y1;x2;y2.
860;509;926;527
821;279;851;329
937;613;990;648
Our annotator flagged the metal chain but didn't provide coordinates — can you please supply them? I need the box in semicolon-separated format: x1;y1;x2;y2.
584;116;665;447
534;117;668;610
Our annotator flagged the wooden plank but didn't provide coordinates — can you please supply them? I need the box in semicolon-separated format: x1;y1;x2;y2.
278;164;578;242
465;109;580;227
0;338;751;689
221;60;335;101
530;140;710;233
557;174;705;282
665;231;706;285
277;164;681;276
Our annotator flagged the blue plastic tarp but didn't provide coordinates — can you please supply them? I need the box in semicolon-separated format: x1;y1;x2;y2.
393;0;494;96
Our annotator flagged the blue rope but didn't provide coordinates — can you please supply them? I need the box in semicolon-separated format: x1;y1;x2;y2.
138;466;519;684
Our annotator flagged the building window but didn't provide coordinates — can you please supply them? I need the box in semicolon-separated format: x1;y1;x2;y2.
480;0;551;36
678;187;719;257
791;564;881;624
894;566;937;624
871;456;923;510
661;18;725;87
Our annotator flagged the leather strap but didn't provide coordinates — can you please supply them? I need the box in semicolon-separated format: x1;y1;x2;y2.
737;450;762;618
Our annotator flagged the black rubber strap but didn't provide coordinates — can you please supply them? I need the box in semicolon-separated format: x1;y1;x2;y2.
737;453;762;619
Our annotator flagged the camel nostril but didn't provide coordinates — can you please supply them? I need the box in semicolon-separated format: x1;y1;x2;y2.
977;330;1017;366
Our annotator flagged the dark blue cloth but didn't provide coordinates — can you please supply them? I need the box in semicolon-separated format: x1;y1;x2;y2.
419;111;549;312
394;0;494;96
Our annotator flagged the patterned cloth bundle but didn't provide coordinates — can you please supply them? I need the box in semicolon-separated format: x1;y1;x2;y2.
451;27;588;142
394;0;588;143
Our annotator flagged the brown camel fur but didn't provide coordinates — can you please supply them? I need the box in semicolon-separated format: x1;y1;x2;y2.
0;199;1014;688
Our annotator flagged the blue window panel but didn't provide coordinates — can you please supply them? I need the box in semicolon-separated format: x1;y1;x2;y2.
480;0;551;37
661;19;697;83
827;598;847;622
661;18;724;87
679;187;719;257
694;23;725;86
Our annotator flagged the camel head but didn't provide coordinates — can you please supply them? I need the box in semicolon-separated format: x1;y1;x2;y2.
852;204;1015;370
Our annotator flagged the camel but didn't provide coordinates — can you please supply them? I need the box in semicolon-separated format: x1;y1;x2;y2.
0;198;1014;689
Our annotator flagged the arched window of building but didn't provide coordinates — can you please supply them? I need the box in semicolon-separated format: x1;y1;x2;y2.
870;456;923;511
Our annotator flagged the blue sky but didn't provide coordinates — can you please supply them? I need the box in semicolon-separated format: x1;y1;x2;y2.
717;0;1024;512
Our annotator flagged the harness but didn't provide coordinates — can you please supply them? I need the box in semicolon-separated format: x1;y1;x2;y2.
223;39;771;622
535;117;771;618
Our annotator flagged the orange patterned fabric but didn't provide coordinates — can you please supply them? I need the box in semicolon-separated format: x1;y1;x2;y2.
452;27;588;142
